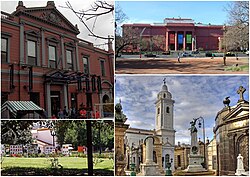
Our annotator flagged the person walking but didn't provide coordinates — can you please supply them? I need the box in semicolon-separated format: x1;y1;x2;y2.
177;53;181;63
57;108;64;119
63;106;68;118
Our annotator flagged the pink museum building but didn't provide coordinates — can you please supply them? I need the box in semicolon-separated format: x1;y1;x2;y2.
122;18;224;52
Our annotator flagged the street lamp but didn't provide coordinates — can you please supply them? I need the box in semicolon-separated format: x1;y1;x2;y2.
50;129;56;149
194;116;206;169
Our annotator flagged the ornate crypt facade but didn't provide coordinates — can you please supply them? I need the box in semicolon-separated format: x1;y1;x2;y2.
213;86;249;175
1;1;114;118
124;81;176;174
122;18;224;52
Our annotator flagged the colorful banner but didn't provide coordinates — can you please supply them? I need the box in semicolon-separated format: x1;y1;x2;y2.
169;33;175;44
178;34;183;44
186;34;192;44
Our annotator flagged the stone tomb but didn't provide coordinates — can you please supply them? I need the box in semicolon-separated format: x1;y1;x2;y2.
140;136;162;176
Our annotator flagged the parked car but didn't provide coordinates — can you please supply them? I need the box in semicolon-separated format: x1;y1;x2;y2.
191;50;200;54
162;51;171;55
205;52;213;57
144;53;157;57
245;51;249;55
182;52;192;57
225;52;235;56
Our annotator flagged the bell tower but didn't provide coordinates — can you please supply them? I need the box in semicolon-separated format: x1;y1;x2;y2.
155;79;175;132
155;79;176;172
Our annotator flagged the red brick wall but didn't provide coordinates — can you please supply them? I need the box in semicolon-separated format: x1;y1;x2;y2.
1;8;113;114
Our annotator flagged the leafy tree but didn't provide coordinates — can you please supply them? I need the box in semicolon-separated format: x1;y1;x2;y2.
54;121;113;152
1;121;33;145
92;121;114;154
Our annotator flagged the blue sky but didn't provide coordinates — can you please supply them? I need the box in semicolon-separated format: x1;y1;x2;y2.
116;1;231;25
115;75;249;144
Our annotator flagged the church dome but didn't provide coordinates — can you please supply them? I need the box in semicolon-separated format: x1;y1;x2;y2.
162;84;168;91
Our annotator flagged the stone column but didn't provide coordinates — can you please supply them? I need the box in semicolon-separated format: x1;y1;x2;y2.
75;42;80;71
60;36;65;69
41;28;46;66
166;31;169;51
175;31;178;51
192;32;195;51
37;38;41;66
145;137;154;164
191;131;198;151
20;22;24;64
183;31;186;51
63;84;68;109
46;83;51;117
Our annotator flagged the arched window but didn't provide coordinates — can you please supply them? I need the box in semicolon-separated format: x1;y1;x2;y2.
157;108;160;114
163;93;166;98
165;154;170;168
166;107;170;113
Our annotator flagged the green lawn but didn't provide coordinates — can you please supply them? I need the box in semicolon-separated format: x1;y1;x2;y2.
1;157;113;170
225;64;249;72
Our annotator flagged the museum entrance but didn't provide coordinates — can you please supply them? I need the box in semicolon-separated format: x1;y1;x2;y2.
177;33;184;50
185;32;192;50
51;91;60;117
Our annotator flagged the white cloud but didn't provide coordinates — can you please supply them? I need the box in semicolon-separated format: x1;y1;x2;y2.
116;76;249;145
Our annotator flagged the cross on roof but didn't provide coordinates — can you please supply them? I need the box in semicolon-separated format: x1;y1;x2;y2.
163;78;166;85
237;86;246;102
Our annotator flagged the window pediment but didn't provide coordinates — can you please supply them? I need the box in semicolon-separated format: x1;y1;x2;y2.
46;36;59;43
25;30;40;37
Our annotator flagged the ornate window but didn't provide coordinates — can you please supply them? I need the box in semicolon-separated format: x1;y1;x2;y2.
27;40;37;65
1;32;11;63
1;38;8;62
46;36;59;69
83;56;89;74
66;50;73;70
25;30;40;66
49;45;57;68
100;59;105;76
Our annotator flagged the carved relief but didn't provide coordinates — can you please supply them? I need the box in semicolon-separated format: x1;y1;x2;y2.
40;11;63;26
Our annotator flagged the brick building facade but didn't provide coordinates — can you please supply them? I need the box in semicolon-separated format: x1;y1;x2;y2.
1;1;114;118
122;18;224;52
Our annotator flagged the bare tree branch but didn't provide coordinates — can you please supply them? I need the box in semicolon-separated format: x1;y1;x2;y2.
63;1;114;40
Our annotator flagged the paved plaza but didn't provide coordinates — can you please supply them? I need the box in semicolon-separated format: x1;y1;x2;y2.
116;56;249;74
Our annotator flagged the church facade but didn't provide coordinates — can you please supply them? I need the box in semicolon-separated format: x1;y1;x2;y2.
1;1;114;118
122;18;224;52
124;82;176;173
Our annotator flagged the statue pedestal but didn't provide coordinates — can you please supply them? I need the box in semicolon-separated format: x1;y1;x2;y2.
186;154;207;172
116;160;127;176
140;162;163;176
115;122;129;176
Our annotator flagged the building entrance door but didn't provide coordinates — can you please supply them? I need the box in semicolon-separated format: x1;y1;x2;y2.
51;91;60;117
177;155;181;167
